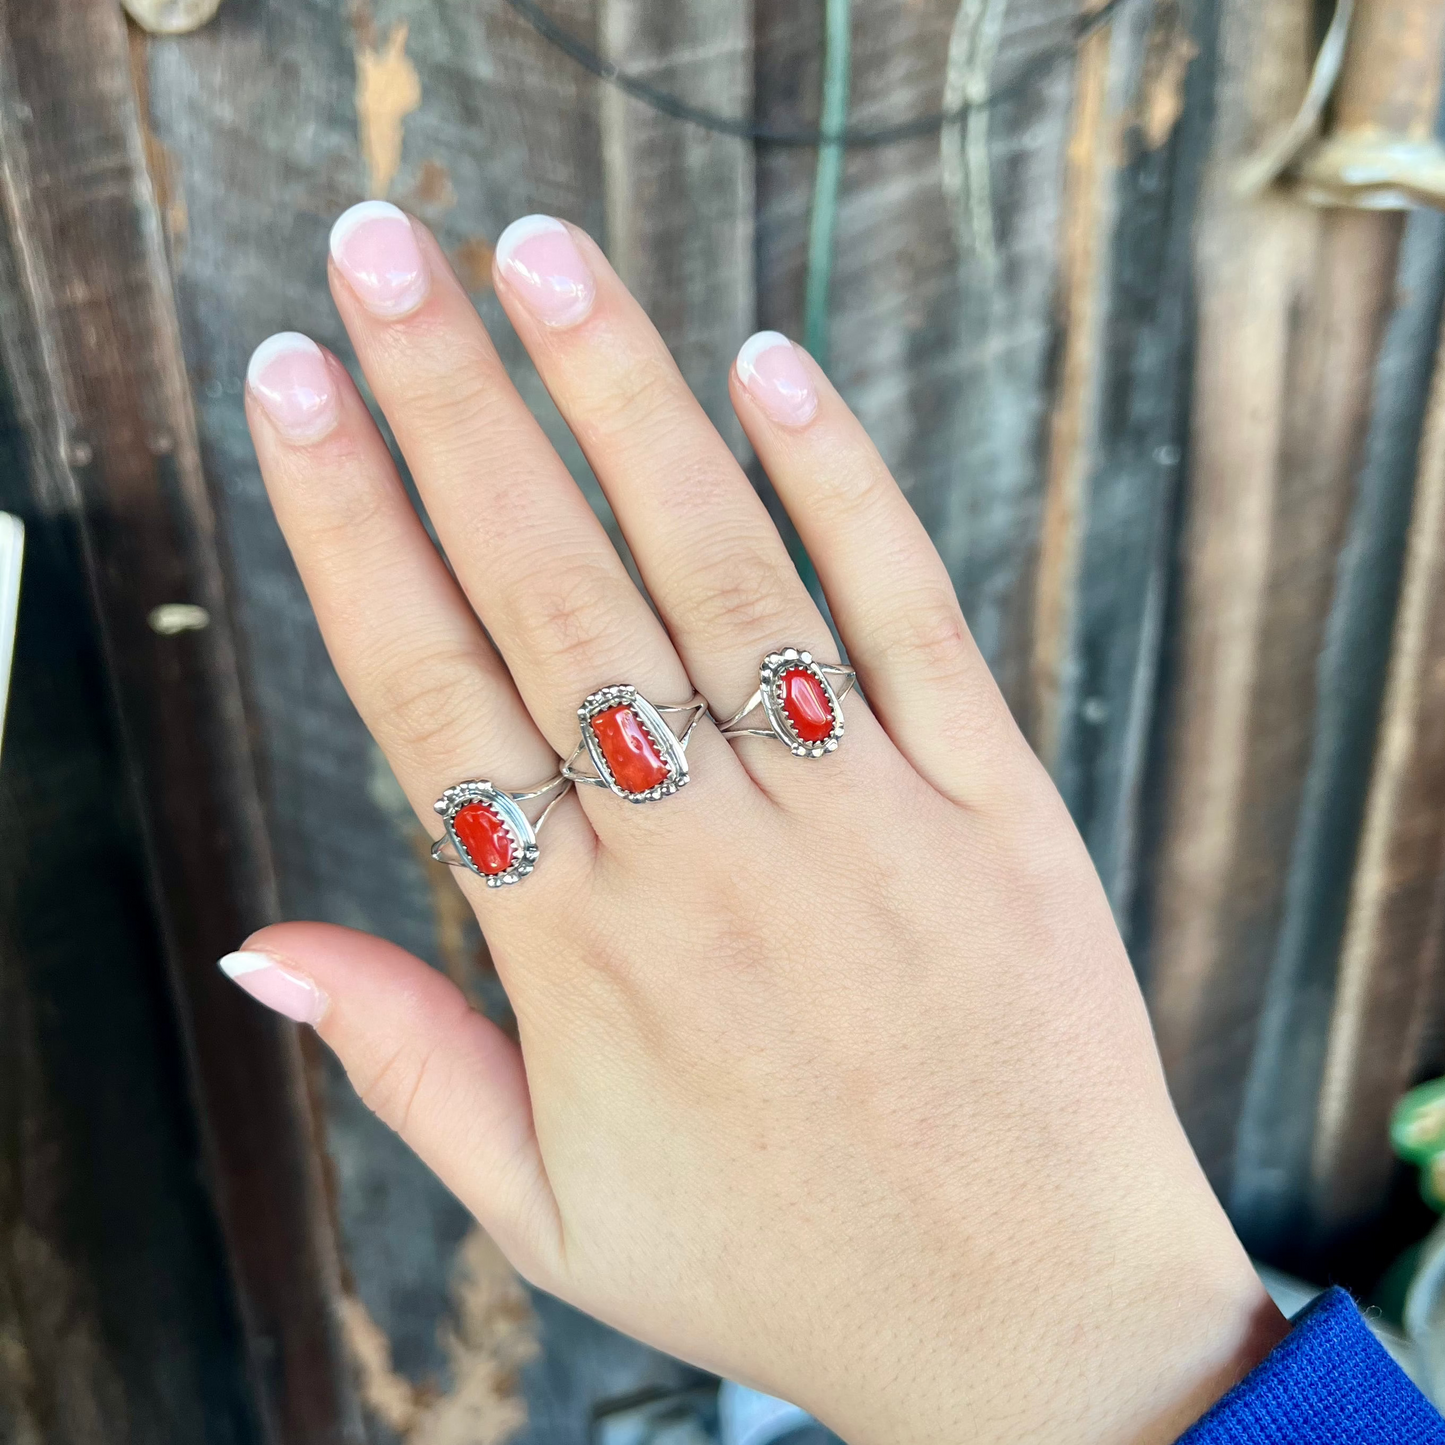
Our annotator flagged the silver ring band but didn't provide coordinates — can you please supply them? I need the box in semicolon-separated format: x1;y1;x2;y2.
716;648;856;758
562;683;707;802
432;772;571;886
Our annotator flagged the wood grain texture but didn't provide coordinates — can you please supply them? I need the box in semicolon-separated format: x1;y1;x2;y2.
1031;11;1115;769
0;259;257;1445
1330;0;1445;140
756;0;1083;716
1142;0;1417;1239
1228;203;1445;1267
1145;4;1321;1180
599;0;753;458
1310;241;1445;1250
0;0;358;1439
1034;0;1209;925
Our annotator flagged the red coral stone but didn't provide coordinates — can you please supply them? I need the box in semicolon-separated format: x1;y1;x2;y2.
780;667;834;743
592;704;669;793
453;801;515;875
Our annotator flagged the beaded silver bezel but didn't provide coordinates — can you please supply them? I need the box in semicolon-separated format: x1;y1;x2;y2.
433;780;539;887
758;649;843;758
578;684;689;803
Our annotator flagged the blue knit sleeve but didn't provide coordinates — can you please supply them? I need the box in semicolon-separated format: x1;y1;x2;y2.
1177;1288;1445;1443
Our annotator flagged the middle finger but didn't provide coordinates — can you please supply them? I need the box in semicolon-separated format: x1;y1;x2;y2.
325;202;742;804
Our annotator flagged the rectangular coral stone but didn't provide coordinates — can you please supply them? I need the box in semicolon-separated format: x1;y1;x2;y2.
592;704;670;793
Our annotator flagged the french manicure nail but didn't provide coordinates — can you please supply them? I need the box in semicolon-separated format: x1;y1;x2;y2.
329;201;430;318
494;214;595;328
246;333;339;443
736;331;818;428
219;951;329;1025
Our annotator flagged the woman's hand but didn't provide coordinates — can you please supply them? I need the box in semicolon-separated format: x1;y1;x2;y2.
235;202;1285;1445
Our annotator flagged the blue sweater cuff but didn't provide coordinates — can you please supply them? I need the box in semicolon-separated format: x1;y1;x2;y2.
1178;1287;1445;1443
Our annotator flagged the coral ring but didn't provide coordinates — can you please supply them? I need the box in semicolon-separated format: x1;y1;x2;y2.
431;773;572;886
717;648;856;758
562;684;708;802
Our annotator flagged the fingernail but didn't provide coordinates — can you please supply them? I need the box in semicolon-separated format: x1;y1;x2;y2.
494;214;595;328
329;201;430;318
736;331;818;428
246;333;339;443
219;951;329;1025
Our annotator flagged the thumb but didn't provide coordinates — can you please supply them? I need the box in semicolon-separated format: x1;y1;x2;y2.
219;921;560;1280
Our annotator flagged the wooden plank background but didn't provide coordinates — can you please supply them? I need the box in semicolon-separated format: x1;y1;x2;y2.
5;0;1445;1438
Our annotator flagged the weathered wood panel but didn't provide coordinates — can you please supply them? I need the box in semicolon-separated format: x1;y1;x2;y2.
1045;0;1213;923
1141;0;1416;1246
1134;0;1445;1272
599;0;753;460
0;0;359;1439
1230;199;1445;1270
1145;0;1327;1200
758;0;1084;714
0;294;257;1445
1310;243;1445;1254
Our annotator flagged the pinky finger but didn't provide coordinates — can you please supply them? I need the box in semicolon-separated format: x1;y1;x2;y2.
730;333;1029;805
220;922;561;1282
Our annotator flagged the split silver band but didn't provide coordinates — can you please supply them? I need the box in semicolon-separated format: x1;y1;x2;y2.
562;684;708;803
717;648;856;758
431;772;572;886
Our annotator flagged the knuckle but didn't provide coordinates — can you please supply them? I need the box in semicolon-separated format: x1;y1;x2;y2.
378;333;501;431
572;354;679;446
354;1039;437;1137
880;594;973;681
399;385;501;460
507;559;634;674
369;647;491;758
670;544;800;644
819;455;886;522
293;463;394;547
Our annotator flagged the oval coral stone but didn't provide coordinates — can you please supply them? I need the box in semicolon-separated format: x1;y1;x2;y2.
592;704;669;793
453;801;515;875
780;667;834;743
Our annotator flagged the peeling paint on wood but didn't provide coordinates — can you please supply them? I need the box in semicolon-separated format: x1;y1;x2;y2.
1030;12;1114;762
341;1294;423;1436
407;159;457;213
452;236;496;294
410;1230;537;1445
341;1231;537;1445
126;24;187;251
1136;0;1197;149
354;20;421;200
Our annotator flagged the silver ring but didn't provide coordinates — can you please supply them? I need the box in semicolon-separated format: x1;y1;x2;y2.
431;773;572;886
562;683;707;802
716;647;856;758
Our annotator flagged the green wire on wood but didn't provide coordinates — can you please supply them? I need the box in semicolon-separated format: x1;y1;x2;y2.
804;0;853;370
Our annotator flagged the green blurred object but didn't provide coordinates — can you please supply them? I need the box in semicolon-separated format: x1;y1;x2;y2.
1392;1078;1445;1207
